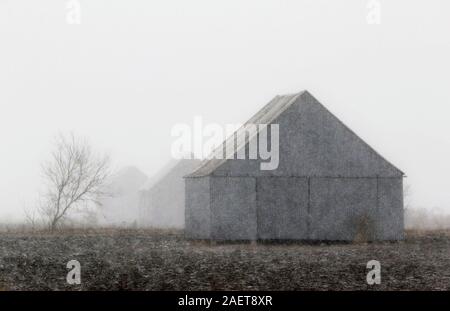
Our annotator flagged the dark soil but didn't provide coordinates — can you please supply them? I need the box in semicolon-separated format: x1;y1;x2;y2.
0;229;449;290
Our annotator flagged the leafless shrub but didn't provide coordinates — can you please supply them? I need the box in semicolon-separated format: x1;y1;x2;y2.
353;214;375;243
23;205;39;232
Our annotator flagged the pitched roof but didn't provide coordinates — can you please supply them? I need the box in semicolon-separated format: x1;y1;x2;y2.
186;91;304;177
140;158;201;191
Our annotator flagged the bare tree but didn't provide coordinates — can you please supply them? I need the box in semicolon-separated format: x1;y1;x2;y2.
40;133;111;231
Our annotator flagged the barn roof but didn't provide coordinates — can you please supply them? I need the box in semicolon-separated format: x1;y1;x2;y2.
140;158;201;192
185;90;404;178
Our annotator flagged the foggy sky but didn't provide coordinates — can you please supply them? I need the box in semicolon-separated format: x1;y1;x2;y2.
1;0;450;221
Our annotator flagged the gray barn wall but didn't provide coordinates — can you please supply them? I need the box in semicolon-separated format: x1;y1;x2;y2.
186;176;403;241
210;177;257;240
309;177;378;241
185;177;211;239
375;177;404;240
257;177;309;239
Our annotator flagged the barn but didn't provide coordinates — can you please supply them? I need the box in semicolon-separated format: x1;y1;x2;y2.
139;159;200;228
184;91;404;241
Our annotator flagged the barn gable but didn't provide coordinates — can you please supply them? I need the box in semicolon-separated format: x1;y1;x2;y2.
187;90;403;178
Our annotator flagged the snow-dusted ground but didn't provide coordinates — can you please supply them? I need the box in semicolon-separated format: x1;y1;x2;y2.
0;229;449;290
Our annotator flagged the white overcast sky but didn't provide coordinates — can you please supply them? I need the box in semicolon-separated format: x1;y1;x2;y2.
1;0;450;221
